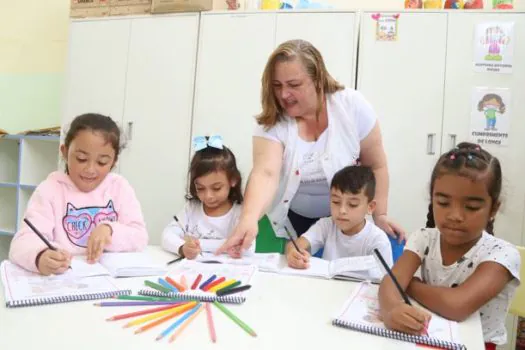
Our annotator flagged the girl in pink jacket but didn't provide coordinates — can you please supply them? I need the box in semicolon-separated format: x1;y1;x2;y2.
9;113;148;275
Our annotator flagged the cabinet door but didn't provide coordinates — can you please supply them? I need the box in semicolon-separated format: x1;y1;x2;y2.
357;13;448;235
275;12;357;88
192;13;276;181
119;15;199;244
62;19;131;128
443;13;525;246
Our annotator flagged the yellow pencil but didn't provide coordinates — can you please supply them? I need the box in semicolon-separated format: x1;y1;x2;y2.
123;302;192;328
209;279;237;293
168;304;205;343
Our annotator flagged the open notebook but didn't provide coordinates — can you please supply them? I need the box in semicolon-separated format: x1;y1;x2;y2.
0;260;130;308
195;252;281;272
139;260;257;304
332;282;466;350
278;255;384;283
70;252;168;278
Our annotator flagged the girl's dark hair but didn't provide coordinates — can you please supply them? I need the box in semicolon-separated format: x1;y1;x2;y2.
63;113;121;171
187;140;243;204
426;142;502;235
477;93;506;113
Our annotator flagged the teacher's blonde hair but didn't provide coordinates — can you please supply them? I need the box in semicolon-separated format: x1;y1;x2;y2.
256;39;344;128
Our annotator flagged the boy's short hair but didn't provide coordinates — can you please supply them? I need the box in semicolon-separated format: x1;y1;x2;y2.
330;165;376;201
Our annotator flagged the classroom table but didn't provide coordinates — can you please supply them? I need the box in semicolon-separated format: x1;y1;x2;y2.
0;246;485;350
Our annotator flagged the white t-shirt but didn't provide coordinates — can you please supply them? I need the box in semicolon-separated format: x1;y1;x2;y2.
406;228;521;345
161;201;255;255
302;218;393;266
253;88;377;220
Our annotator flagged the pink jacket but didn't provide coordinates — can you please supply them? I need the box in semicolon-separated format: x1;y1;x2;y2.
9;171;149;272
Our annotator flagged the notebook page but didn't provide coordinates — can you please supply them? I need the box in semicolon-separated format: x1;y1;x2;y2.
335;282;461;343
98;252;167;277
196;252;281;272
70;256;111;278
329;255;378;276
278;256;331;279
166;260;257;298
0;260;121;304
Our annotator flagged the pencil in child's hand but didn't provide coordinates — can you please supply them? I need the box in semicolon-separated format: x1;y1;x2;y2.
173;215;187;234
24;218;72;270
373;248;411;305
284;226;301;253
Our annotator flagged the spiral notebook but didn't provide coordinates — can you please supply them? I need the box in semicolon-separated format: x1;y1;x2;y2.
332;282;466;350
1;260;130;308
138;260;257;304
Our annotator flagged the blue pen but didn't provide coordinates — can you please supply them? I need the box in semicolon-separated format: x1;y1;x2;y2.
158;277;179;292
199;274;217;290
155;304;202;341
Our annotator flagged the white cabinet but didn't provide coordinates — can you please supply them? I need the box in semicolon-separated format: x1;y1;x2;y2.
443;12;525;247
192;11;359;182
357;12;448;235
192;13;276;180
62;14;200;244
119;15;199;243
275;12;358;88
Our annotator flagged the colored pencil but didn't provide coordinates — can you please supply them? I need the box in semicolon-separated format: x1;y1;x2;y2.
212;301;257;337
191;274;203;290
94;301;183;307
199;274;217;290
145;280;172;294
167;256;184;265
158;278;178;292
123;303;193;328
156;304;202;341
373;249;411;305
216;280;241;294
180;275;188;291
114;295;174;302
134;302;197;334
167;305;205;343
216;285;251;297
208;279;237;293
106;304;185;321
203;277;226;292
205;303;217;343
165;276;185;291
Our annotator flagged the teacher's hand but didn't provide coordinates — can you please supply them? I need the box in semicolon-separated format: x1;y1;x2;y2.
216;216;259;255
374;214;406;243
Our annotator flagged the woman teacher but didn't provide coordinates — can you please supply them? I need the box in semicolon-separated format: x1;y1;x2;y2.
218;39;404;255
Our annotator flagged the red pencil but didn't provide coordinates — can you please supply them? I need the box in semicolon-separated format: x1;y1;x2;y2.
191;274;203;290
203;277;226;292
205;303;217;343
106;303;186;321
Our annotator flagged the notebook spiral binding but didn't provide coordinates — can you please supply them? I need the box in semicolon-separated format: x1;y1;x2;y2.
5;289;132;308
138;289;246;304
332;319;467;350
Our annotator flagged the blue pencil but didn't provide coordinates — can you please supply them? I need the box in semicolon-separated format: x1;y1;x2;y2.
159;277;179;292
155;304;202;341
199;274;217;290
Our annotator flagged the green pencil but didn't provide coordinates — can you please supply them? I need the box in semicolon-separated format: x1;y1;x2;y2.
145;280;172;294
212;301;257;337
215;281;242;294
115;295;173;302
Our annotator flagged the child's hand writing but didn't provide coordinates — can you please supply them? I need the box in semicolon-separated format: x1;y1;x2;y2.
37;249;72;276
286;248;310;269
87;224;112;263
182;239;201;259
383;302;431;336
226;246;242;259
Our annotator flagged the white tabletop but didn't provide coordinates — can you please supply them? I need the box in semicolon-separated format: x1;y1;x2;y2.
0;246;485;350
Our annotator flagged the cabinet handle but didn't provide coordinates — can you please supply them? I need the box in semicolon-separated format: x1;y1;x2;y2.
449;133;457;149
427;133;436;155
127;122;133;141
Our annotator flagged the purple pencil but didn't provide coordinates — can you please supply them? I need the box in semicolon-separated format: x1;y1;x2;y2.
94;301;184;307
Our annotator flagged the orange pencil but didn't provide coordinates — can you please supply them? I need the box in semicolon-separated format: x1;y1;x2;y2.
124;303;191;328
180;275;188;291
166;276;185;292
106;303;185;321
168;305;204;343
134;302;197;334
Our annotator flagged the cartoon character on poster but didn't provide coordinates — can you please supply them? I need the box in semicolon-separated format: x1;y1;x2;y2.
481;26;511;61
372;13;399;41
478;93;506;130
404;0;422;8
473;22;514;73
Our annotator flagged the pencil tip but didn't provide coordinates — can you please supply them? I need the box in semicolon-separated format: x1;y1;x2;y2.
123;324;131;328
155;336;162;341
134;330;142;334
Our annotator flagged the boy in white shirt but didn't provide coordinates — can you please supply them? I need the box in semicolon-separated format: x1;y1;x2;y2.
285;165;393;268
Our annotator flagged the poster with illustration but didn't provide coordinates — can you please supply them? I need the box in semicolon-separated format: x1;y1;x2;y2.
372;13;399;41
470;87;511;147
492;0;513;9
473;22;514;73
